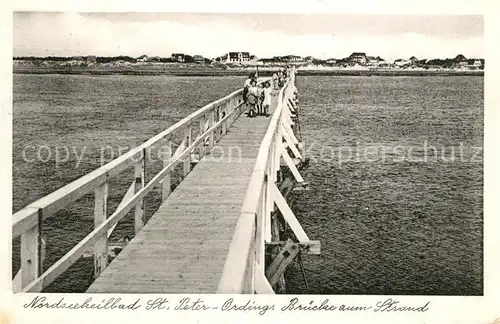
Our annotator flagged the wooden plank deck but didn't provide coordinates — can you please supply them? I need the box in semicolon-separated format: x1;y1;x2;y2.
87;109;274;293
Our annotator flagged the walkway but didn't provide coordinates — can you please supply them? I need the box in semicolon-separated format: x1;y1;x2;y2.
87;109;275;293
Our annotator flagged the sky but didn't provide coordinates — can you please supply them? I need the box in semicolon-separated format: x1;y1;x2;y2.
13;12;484;61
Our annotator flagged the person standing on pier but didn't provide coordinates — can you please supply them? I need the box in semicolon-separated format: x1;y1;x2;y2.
246;79;259;117
262;82;272;117
272;72;279;90
243;72;256;103
277;70;285;88
257;82;265;115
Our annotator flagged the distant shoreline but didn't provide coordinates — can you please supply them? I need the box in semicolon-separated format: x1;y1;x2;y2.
13;66;484;77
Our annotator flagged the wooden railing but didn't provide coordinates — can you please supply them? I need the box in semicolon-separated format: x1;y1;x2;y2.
12;80;266;293
217;67;310;294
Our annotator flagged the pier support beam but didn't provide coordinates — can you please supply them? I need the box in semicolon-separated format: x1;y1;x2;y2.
280;145;304;184
265;239;300;287
266;241;321;255
271;183;309;242
281;124;302;160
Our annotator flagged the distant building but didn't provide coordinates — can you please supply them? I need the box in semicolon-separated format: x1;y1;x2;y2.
473;59;483;67
409;56;419;65
86;55;97;63
326;58;337;64
226;52;251;63
282;55;303;62
347;52;368;65
466;58;484;68
137;55;149;62
215;54;228;62
193;55;205;63
366;56;385;66
171;53;186;62
257;58;279;65
304;56;314;63
366;56;376;64
184;55;195;63
257;55;299;65
453;54;467;63
394;58;411;67
393;59;404;66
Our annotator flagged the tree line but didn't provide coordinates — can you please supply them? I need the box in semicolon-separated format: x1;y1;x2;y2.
13;55;212;64
14;56;138;63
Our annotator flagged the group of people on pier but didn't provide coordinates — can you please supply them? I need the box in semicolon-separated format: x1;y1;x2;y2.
243;67;290;118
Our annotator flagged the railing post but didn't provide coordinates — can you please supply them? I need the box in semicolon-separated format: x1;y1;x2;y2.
226;98;234;129
199;115;206;159
215;106;221;142
265;159;273;242
248;233;256;294
209;109;215;148
235;95;241;121
221;101;228;135
134;150;146;234
234;95;240;116
183;124;192;177
272;112;283;183
93;181;108;278
244;213;257;294
232;97;239;127
20;213;41;288
257;176;267;268
162;138;172;201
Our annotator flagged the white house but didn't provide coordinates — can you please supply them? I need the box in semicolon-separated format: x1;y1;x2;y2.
347;52;368;65
137;55;149;62
171;53;186;62
282;55;303;62
226;52;250;63
367;56;385;66
394;59;410;67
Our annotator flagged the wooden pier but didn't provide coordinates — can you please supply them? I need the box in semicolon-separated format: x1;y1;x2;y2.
12;67;320;294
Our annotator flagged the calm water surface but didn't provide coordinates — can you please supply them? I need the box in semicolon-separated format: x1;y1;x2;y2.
12;74;483;294
287;75;483;295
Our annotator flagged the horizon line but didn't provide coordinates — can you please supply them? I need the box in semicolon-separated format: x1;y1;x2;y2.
12;52;485;60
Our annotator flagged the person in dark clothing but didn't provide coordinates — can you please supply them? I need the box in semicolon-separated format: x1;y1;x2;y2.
243;72;256;102
246;79;259;117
